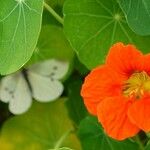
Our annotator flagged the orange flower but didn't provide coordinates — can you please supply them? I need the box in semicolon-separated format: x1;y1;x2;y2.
81;43;150;140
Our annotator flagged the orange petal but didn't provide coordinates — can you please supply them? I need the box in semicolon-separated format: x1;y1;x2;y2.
81;65;123;115
128;96;150;132
143;54;150;75
97;96;140;140
106;43;143;77
83;101;98;115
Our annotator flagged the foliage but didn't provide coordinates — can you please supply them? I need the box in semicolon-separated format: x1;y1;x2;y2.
78;116;138;150
118;0;150;35
0;99;81;150
0;0;43;74
0;0;150;149
64;0;150;69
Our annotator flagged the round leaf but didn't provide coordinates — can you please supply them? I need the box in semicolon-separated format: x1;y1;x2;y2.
119;0;150;35
0;99;81;150
29;25;74;64
0;0;43;74
64;0;150;70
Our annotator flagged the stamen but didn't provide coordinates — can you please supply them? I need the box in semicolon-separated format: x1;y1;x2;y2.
123;71;150;99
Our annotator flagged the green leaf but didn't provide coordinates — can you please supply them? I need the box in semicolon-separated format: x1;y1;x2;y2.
145;142;150;150
74;56;89;76
78;116;138;150
118;0;150;35
0;98;81;150
0;0;43;74
65;77;87;126
29;25;74;65
64;0;150;70
45;0;64;8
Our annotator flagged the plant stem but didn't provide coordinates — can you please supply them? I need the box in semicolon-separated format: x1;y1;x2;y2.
135;135;145;150
43;1;64;25
54;129;73;149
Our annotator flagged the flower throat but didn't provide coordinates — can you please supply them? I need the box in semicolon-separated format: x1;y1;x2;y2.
123;71;150;99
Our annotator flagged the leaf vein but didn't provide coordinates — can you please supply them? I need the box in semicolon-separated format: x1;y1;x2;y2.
0;4;19;22
66;12;112;19
23;1;41;15
79;20;114;50
95;0;113;16
118;21;133;43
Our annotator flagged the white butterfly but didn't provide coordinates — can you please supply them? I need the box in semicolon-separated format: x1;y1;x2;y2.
0;59;69;115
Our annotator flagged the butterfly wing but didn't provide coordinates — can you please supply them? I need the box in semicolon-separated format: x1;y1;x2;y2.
28;59;69;79
0;74;17;103
27;71;63;102
0;73;32;114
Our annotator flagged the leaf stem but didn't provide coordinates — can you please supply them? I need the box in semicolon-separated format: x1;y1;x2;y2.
135;135;145;150
54;128;73;149
43;1;64;25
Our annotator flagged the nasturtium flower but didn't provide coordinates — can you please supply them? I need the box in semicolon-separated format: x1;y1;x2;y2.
81;43;150;140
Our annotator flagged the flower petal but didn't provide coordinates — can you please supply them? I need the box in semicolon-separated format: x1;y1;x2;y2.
128;96;150;132
143;54;150;74
81;65;123;115
106;43;143;76
83;101;98;115
97;96;139;140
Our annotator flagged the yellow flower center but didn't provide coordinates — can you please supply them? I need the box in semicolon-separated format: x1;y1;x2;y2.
123;71;150;99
